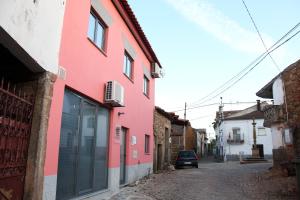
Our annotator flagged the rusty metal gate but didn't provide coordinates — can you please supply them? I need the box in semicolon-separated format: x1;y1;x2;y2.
0;80;34;200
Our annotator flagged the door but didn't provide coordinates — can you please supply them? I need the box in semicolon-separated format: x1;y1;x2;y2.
119;128;127;185
56;90;109;200
56;90;81;199
0;81;34;200
157;144;163;170
164;128;169;163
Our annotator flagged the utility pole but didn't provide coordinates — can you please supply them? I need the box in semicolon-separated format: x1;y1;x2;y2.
183;102;187;150
218;97;224;160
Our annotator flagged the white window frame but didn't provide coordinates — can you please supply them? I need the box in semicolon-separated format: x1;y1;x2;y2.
88;9;107;51
123;52;133;79
143;75;149;96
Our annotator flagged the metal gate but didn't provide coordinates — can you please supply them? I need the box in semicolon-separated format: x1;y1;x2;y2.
0;79;34;200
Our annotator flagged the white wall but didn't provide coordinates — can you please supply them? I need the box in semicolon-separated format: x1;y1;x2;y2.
272;77;284;105
222;119;273;156
0;0;66;74
270;125;284;149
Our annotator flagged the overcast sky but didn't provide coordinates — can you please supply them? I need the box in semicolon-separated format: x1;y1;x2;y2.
128;0;300;136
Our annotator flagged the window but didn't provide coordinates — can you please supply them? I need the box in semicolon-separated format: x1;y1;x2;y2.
88;10;106;51
232;128;241;141
145;134;150;154
123;52;133;79
143;76;149;96
258;128;266;136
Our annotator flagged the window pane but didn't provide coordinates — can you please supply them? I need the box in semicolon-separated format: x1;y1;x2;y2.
143;76;149;95
123;55;127;74
78;102;96;192
95;22;105;49
88;13;96;41
124;54;132;78
258;128;266;136
127;60;132;78
56;91;81;200
94;107;109;190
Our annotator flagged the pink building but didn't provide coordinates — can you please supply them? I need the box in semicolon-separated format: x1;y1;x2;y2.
43;0;161;199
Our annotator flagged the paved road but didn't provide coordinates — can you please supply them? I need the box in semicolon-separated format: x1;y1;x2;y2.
110;159;297;200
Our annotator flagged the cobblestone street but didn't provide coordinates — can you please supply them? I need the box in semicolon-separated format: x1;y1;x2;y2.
110;159;297;200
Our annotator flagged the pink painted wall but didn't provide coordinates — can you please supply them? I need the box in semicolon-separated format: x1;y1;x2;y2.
44;0;155;176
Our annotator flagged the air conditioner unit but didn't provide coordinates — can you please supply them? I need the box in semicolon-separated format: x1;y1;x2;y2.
105;81;124;107
151;62;161;78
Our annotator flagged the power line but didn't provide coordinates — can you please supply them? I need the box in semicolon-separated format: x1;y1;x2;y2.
194;28;300;105
242;0;281;72
189;115;212;121
172;101;265;113
189;21;300;107
171;103;219;112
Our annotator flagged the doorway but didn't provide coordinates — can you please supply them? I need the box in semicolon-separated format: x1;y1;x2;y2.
157;144;163;171
120;128;127;185
56;89;109;200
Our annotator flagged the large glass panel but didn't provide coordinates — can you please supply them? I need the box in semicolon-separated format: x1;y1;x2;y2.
95;22;105;49
77;102;96;193
88;13;96;41
56;91;81;200
94;108;109;190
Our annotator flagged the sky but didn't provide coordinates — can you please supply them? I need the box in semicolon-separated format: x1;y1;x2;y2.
128;0;300;137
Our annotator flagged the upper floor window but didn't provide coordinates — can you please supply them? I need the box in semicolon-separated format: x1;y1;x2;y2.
88;10;106;51
232;128;241;141
143;76;149;96
123;52;133;79
258;128;266;136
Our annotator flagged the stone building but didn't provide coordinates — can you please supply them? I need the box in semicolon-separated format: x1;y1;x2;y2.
256;59;300;168
169;114;190;164
185;125;197;152
153;107;172;172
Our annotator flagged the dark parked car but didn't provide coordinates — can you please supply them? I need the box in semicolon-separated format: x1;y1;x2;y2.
175;150;198;169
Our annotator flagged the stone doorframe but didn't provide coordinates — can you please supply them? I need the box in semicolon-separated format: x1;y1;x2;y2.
23;72;56;200
0;27;57;200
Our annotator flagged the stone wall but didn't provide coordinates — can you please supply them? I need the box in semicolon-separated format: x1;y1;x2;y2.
282;61;300;157
153;109;171;171
170;135;184;164
185;126;196;151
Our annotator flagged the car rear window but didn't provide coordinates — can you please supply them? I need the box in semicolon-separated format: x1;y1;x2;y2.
179;151;196;158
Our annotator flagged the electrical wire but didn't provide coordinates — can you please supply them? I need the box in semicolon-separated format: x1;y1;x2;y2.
242;0;281;72
189;21;300;107
192;29;300;105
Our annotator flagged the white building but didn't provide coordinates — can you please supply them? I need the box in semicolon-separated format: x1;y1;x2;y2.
0;1;66;199
214;103;273;161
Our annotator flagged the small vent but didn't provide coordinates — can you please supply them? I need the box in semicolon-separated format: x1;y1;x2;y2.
58;67;67;80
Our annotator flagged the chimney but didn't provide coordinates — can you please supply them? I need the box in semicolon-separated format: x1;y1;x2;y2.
256;100;261;111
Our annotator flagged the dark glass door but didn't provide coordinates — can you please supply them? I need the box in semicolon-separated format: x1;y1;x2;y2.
56;90;80;200
56;90;109;200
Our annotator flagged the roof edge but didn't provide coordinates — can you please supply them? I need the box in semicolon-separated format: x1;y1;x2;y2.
112;0;162;68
